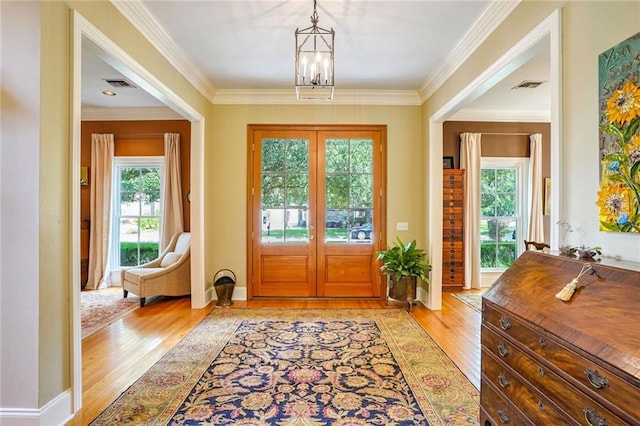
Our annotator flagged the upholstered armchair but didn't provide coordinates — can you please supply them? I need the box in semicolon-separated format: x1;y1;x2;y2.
121;232;191;307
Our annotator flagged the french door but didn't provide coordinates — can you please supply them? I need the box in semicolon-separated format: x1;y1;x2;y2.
248;125;386;298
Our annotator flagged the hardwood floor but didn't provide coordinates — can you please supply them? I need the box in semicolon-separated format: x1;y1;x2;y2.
67;289;483;425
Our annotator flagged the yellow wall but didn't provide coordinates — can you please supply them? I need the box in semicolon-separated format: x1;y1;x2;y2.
561;1;639;256
39;0;72;406
34;0;211;407
208;104;423;292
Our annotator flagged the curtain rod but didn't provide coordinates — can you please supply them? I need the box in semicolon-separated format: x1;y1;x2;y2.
113;132;167;138
480;132;533;136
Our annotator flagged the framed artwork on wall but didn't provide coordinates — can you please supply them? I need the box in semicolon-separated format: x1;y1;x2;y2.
443;156;454;169
597;31;640;233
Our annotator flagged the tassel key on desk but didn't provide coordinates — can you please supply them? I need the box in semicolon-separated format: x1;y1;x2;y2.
555;278;578;301
555;263;595;302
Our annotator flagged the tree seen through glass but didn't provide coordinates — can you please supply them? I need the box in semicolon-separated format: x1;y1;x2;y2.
480;168;518;268
260;137;373;244
118;166;161;266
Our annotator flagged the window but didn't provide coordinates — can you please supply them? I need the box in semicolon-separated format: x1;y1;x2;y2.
112;157;163;268
480;157;528;270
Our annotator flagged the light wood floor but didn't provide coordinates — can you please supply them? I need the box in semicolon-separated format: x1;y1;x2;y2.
67;289;483;425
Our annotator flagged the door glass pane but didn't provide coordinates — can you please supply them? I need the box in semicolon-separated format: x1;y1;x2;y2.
325;139;349;173
261;138;309;244
326;175;349;208
325;138;374;244
325;209;348;242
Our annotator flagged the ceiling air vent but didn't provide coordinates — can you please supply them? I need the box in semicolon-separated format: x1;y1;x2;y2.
104;79;137;88
512;80;544;89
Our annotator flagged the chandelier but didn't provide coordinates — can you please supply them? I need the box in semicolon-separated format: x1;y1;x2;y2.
295;0;335;100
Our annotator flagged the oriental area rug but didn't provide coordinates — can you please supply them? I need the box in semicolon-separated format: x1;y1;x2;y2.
81;288;138;339
90;308;479;425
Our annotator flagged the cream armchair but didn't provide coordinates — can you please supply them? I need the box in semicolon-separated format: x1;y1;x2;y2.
121;232;191;307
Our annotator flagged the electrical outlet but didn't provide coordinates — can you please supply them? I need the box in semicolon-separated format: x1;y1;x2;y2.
396;222;409;231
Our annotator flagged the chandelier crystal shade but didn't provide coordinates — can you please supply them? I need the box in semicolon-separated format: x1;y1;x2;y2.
295;0;335;100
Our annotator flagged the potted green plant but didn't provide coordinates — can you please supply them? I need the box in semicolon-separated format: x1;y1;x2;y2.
377;237;431;312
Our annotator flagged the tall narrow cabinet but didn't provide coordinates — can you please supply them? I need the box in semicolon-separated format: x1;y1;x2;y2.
443;169;464;290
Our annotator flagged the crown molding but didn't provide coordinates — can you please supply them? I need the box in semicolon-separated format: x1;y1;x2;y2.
110;0;217;102
418;0;521;103
448;108;550;123
212;89;422;106
81;106;182;121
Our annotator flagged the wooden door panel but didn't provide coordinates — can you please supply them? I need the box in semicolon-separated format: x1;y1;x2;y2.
258;255;313;297
325;256;372;281
321;254;380;297
256;249;316;297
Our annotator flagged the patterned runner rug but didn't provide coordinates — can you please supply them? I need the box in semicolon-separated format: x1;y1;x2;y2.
81;288;138;339
90;308;479;425
451;293;483;314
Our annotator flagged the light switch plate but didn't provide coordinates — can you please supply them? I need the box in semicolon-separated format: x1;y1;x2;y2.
396;222;409;231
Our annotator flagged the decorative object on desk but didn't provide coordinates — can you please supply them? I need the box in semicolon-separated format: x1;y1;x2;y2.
555;263;594;302
558;244;602;261
597;31;640;234
576;245;602;261
377;237;431;312
558;244;578;258
443;156;454;169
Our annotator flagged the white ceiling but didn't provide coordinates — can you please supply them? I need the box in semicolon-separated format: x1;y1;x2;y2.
81;0;550;120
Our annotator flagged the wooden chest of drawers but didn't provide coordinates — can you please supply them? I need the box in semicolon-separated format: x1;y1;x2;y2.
443;169;464;290
481;251;640;426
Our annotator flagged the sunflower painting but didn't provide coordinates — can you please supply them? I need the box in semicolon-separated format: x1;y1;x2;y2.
597;32;640;233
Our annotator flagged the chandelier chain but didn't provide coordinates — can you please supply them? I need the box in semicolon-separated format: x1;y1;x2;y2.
310;0;319;28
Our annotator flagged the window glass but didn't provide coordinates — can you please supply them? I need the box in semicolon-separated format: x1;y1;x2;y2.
113;160;163;267
480;158;528;270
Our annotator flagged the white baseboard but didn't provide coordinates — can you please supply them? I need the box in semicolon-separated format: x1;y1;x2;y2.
0;389;73;426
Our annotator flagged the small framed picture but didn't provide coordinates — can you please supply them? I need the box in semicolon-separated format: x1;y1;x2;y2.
443;156;454;169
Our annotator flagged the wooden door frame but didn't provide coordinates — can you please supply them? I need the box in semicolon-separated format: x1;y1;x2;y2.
246;124;387;301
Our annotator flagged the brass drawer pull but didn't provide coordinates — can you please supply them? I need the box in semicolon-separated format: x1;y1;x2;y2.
538;337;546;348
538;400;546;412
498;372;510;388
583;407;606;426
497;409;510;424
497;343;510;357
537;366;545;377
499;317;511;331
585;369;609;390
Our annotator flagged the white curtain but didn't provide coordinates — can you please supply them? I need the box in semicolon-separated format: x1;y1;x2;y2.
87;134;114;290
460;132;482;290
161;133;184;250
528;133;544;242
